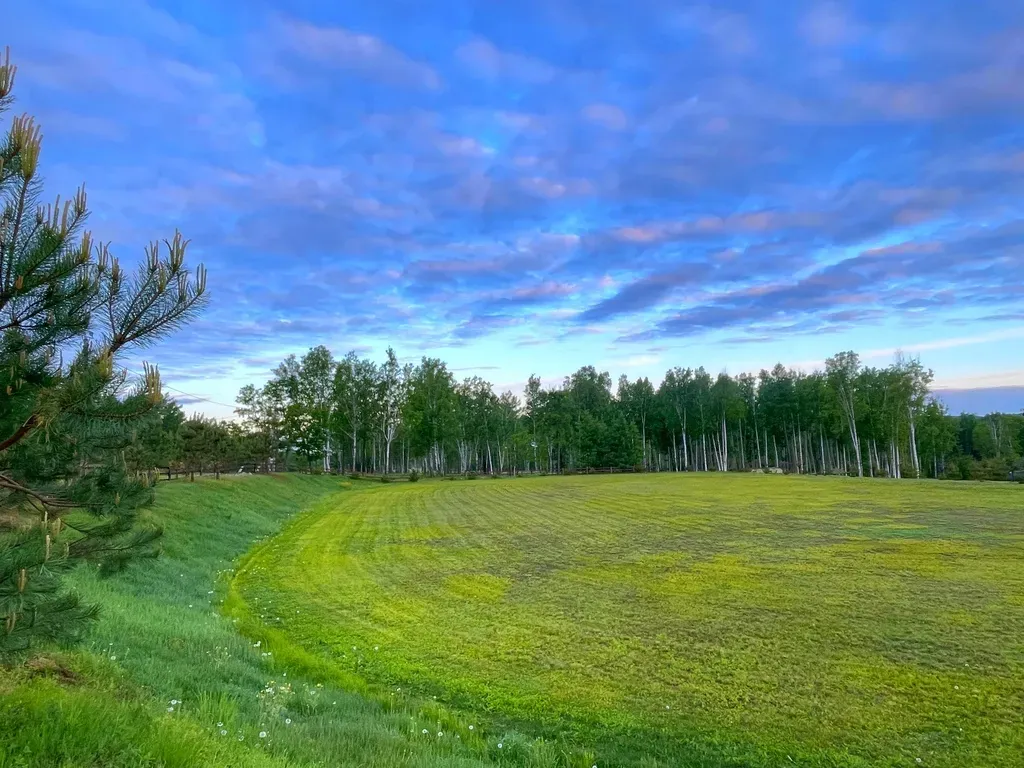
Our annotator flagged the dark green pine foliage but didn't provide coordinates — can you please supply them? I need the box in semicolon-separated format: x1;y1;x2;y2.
0;49;207;656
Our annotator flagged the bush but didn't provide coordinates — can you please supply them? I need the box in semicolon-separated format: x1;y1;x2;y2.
349;473;360;480
408;470;420;483
466;471;479;480
380;475;391;483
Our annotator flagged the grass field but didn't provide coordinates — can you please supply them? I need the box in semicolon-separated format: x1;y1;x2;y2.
235;474;1024;768
0;475;559;768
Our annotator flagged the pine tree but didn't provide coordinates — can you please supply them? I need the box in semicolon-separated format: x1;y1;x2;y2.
0;49;208;656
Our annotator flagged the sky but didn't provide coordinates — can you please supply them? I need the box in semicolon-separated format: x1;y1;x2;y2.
9;0;1024;418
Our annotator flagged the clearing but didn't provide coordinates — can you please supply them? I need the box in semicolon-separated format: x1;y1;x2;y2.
235;474;1024;768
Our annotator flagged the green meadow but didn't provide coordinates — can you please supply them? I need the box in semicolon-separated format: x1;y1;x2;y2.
2;473;1023;767
236;474;1024;768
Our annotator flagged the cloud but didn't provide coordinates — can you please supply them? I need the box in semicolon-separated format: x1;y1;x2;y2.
800;3;864;48
583;103;628;131
273;16;442;90
455;37;557;83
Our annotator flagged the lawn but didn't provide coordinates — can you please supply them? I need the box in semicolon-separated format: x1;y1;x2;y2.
234;474;1024;768
1;475;567;768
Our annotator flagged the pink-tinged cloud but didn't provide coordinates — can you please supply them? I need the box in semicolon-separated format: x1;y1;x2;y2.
800;3;863;48
407;258;495;275
435;134;491;157
455;37;557;83
894;208;939;226
677;8;757;58
583;103;628;131
610;211;819;244
510;281;576;299
702;116;732;134
352;197;404;218
277;17;441;90
495;111;546;132
519;177;593;199
615;226;664;243
863;241;943;258
516;232;581;253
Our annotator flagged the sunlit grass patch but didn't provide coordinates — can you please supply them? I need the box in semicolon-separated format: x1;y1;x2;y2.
235;473;1024;768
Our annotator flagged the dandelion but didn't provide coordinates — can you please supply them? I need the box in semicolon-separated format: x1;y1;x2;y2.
259;731;267;739
238;735;244;741
374;645;379;651
167;706;174;712
469;725;474;731
422;729;429;734
915;760;922;765
188;604;193;608
109;655;116;661
498;743;503;749
220;729;228;736
216;722;223;728
438;732;443;737
285;718;292;725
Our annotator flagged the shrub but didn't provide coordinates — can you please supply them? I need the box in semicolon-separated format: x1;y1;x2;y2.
466;472;479;480
408;470;420;483
379;475;391;483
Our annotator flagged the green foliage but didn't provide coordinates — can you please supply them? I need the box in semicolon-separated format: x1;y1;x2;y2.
235;343;1021;484
0;51;206;657
237;474;1024;768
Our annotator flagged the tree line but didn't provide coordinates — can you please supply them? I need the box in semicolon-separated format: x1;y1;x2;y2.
215;346;1024;482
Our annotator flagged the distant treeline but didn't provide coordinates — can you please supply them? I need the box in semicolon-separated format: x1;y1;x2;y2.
131;346;1017;482
142;348;1023;481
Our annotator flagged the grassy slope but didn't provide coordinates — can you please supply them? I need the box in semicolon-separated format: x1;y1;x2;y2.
0;475;563;768
235;474;1024;768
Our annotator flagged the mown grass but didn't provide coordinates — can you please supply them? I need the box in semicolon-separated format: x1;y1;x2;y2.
0;475;580;768
235;474;1024;768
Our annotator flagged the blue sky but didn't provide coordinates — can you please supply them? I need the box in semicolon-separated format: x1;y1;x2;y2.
10;0;1024;417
